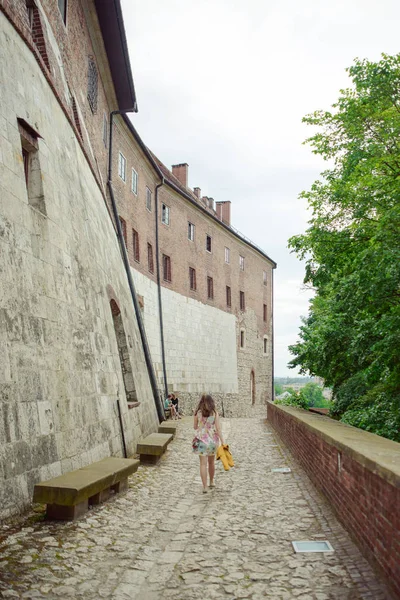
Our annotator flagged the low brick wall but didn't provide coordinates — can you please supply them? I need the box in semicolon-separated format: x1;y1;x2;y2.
267;402;400;599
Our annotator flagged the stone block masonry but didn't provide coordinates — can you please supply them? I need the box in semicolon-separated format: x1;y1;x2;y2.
267;401;400;600
0;15;159;520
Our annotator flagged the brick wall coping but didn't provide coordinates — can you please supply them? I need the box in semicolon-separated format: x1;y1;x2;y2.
267;402;400;488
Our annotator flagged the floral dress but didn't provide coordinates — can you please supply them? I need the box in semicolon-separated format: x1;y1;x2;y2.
192;411;219;456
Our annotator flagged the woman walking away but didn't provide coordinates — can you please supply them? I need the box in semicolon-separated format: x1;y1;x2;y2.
192;394;224;493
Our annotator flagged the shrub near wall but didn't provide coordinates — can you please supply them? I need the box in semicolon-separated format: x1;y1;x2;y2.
267;402;400;599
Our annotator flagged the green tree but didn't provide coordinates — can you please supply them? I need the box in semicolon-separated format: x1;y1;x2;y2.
299;382;326;408
288;54;400;441
274;382;284;396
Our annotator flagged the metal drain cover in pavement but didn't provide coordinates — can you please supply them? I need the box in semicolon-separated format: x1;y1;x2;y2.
292;541;334;553
271;467;291;473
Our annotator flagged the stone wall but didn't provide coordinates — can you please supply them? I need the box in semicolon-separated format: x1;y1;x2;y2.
267;402;400;600
0;15;159;520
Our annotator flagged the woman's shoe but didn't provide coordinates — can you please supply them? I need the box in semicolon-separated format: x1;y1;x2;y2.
209;482;215;488
202;488;208;494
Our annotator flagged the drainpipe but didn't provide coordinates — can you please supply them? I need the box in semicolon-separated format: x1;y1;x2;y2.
155;181;169;401
108;109;165;423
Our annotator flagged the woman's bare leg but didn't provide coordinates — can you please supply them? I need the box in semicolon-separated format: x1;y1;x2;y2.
208;455;215;486
199;456;208;491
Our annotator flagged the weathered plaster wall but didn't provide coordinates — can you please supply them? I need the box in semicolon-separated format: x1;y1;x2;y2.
0;15;158;520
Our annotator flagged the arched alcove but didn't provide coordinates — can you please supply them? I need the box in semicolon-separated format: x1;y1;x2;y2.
110;299;137;402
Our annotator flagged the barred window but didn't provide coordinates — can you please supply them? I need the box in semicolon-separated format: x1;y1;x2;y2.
189;267;196;291
119;216;127;246
87;56;98;113
132;229;140;262
188;222;195;241
146;187;152;211
162;254;171;282
103;113;108;148
226;285;231;307
161;203;170;225
147;243;154;273
132;168;138;194
207;276;214;300
240;291;245;311
118;152;126;182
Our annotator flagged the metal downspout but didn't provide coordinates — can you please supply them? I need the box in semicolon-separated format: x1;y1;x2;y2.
155;181;169;402
108;110;164;423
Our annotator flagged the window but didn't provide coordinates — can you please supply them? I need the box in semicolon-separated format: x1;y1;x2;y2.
263;270;268;286
207;276;214;299
161;203;170;225
206;235;212;253
119;217;127;246
58;0;67;23
226;286;231;307
240;291;245;311
263;304;267;322
103;113;108;148
240;255;245;271
18;118;46;215
87;56;98;113
263;337;268;355
188;222;195;241
132;229;140;262
25;0;34;28
147;243;154;273
118;152;126;182
146;187;152;211
240;329;245;348
131;168;138;194
225;247;230;263
189;267;196;291
162;254;171;282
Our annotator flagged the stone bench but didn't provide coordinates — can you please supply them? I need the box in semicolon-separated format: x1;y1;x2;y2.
33;457;139;521
137;433;173;465
158;421;178;437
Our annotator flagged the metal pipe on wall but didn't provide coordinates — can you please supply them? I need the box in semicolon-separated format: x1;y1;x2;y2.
108;110;165;423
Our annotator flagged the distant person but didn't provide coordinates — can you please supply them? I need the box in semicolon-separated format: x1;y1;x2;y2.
171;394;182;419
192;394;224;493
164;394;177;420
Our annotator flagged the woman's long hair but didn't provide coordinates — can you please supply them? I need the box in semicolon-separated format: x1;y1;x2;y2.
195;394;216;418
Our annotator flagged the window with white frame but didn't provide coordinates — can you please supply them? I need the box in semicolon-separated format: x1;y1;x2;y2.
188;222;195;241
118;152;126;182
225;247;230;263
240;255;245;271
131;168;138;194
263;270;268;286
161;203;170;225
102;113;108;148
146;187;152;211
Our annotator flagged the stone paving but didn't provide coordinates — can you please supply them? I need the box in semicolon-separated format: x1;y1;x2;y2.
0;413;394;600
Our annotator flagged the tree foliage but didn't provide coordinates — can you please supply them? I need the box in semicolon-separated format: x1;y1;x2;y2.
288;54;400;442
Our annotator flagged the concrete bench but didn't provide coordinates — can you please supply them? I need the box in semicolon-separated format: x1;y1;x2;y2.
137;433;173;465
158;421;178;437
33;457;139;521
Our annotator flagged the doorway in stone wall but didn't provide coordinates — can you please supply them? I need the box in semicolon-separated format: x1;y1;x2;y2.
250;370;255;405
110;299;137;403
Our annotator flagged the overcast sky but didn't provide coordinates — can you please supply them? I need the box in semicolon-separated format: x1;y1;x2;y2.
121;0;400;377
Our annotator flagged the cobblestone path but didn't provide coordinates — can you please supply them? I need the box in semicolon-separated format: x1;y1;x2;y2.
0;415;394;600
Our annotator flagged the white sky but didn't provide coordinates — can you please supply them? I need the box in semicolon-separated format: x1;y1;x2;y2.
121;0;400;377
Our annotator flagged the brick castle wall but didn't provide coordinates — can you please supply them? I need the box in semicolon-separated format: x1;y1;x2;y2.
267;402;400;600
